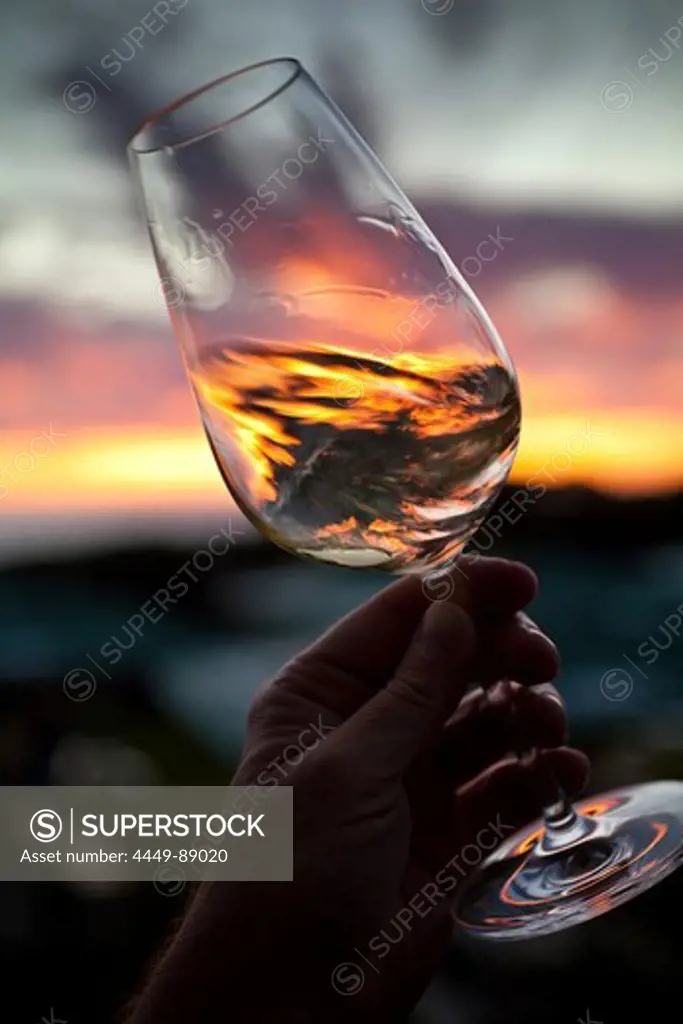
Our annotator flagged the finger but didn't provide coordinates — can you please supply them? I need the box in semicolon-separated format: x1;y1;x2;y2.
473;612;560;687
435;682;567;788
456;747;591;840
424;557;537;619
274;558;538;720
329;601;476;780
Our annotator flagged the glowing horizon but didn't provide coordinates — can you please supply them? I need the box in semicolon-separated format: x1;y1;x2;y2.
3;260;683;521
1;408;682;521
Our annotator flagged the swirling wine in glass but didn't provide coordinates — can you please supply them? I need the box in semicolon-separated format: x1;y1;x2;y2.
129;58;683;940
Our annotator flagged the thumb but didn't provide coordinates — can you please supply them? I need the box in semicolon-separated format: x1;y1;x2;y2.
334;601;476;780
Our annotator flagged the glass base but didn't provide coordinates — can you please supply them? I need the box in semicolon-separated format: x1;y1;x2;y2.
454;781;683;940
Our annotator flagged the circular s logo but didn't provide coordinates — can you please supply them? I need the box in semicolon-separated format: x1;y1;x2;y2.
63;81;97;114
153;866;186;897
600;667;633;702
422;569;455;602
63;667;97;701
30;809;63;842
331;962;365;995
600;81;633;113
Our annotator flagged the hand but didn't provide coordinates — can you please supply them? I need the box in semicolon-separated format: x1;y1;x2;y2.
126;558;589;1024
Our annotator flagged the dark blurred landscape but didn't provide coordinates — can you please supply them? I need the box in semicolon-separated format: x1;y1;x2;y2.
2;486;683;1023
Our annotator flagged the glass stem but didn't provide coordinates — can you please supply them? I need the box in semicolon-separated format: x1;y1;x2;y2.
543;789;578;829
499;680;596;853
537;768;596;853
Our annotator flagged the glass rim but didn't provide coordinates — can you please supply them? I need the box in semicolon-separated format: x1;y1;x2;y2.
127;57;304;156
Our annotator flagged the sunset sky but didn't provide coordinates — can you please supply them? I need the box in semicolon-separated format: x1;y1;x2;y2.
2;0;683;543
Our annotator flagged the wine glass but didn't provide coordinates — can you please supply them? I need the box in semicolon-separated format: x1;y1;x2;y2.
128;58;683;939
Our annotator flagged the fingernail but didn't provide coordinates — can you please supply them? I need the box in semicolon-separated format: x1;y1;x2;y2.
529;682;564;706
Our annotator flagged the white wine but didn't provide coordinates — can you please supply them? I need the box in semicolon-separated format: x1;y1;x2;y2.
191;341;520;573
133;57;683;947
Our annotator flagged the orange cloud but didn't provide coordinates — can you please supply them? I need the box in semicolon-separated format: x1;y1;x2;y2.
3;261;683;515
